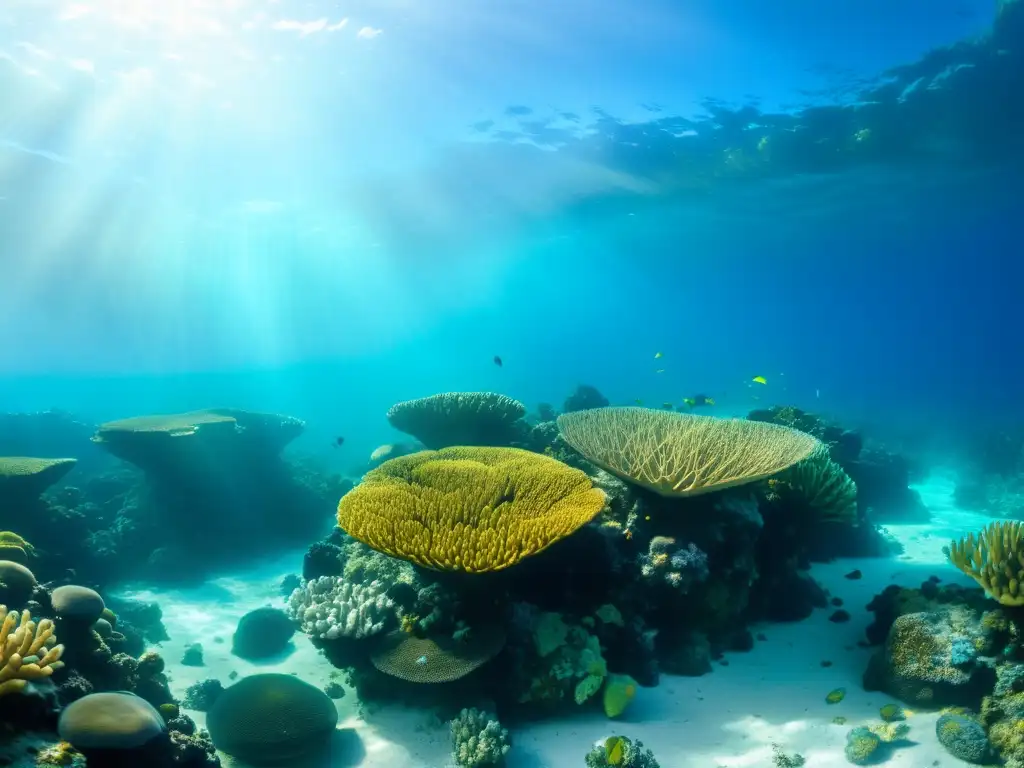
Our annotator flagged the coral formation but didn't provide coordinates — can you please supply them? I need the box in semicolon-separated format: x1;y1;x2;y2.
0;605;65;695
0;457;77;499
768;444;858;524
57;691;166;750
947;520;1024;605
287;577;397;640
336;447;606;573
205;674;338;764
370;625;506;683
386;392;527;449
935;712;991;763
450;707;511;767
584;735;660;767
556;407;821;497
231;607;295;660
638;537;708;591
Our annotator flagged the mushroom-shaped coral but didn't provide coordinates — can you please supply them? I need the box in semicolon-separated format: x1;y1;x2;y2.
0;560;37;604
947;521;1024;606
58;691;167;750
337;446;606;573
0;605;65;696
556;407;820;497
51;585;106;624
206;673;338;763
386;392;526;449
370;625;506;683
231;607;295;660
0;457;77;499
91;408;303;470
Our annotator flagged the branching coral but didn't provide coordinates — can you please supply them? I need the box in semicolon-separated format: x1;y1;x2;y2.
450;707;510;767
0;605;65;696
336;447;606;573
556;407;820;497
286;576;397;640
947;521;1024;606
386;392;526;449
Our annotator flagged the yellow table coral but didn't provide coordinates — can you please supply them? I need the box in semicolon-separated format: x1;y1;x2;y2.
556;407;821;497
0;605;65;696
336;446;606;572
947;521;1024;606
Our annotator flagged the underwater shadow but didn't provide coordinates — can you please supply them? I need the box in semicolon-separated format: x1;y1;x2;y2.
231;641;297;666
222;728;365;768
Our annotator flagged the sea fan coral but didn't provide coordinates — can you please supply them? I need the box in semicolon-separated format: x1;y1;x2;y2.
556;407;820;497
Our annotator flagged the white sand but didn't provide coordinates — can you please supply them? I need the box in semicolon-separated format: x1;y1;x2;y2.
113;471;995;767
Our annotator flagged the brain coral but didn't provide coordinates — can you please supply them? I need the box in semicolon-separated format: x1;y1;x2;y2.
947;521;1024;606
386;392;526;449
556;407;820;497
206;673;338;763
336;446;606;573
57;691;165;749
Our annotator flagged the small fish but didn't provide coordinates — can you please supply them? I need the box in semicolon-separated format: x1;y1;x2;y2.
752;375;767;385
825;687;846;704
844;569;862;580
333;436;345;448
415;654;428;666
682;394;715;408
654;352;663;359
634;398;644;405
816;388;820;399
604;736;625;765
493;355;502;367
662;402;673;410
654;369;665;374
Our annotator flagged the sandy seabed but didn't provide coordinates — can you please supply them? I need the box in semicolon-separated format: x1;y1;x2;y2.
115;471;992;767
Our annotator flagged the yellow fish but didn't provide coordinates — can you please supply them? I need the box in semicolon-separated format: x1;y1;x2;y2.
604;736;625;765
654;352;663;359
752;375;767;385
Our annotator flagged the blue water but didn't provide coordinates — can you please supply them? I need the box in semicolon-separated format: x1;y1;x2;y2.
0;0;1020;464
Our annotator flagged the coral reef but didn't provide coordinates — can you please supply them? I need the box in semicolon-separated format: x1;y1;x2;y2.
87;408;331;579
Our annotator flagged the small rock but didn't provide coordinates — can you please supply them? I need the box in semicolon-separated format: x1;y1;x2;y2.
181;643;204;667
829;610;851;623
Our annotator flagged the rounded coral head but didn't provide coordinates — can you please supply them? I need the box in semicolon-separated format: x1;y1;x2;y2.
336;446;606;573
557;406;821;497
